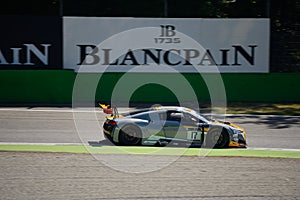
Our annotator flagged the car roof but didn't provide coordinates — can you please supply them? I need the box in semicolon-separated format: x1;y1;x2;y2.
121;106;198;118
125;106;211;123
151;106;195;113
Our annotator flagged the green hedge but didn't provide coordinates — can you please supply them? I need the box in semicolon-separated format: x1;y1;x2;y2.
0;70;299;104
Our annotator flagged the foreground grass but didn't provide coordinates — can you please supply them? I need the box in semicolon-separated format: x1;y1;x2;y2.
0;145;299;159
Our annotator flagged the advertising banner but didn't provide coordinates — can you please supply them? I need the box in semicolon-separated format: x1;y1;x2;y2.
0;16;62;69
64;17;269;73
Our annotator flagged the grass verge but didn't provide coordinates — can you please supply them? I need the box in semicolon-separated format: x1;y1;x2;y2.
0;145;299;159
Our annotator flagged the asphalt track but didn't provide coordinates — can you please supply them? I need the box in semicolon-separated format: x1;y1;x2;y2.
0;107;299;199
0;107;299;149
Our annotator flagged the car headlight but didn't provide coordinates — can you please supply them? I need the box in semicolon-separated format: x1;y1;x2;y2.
232;128;243;134
231;128;243;141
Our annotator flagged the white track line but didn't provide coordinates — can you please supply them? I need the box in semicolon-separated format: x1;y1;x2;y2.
247;147;300;152
0;108;102;113
0;142;85;146
207;113;300;118
1;108;300;118
0;142;299;151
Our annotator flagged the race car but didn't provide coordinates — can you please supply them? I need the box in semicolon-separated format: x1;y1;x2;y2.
100;104;246;148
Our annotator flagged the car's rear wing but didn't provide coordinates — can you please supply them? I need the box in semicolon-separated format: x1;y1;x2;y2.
98;103;119;119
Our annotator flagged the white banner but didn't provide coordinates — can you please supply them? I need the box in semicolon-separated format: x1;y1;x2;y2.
64;17;269;73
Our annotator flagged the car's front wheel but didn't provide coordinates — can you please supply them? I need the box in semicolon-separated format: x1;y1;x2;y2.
206;128;229;148
119;125;142;146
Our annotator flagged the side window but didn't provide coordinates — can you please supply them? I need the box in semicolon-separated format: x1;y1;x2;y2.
159;112;167;121
167;111;183;122
136;113;150;120
183;113;202;124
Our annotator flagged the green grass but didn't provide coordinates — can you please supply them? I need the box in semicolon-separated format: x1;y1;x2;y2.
0;145;299;159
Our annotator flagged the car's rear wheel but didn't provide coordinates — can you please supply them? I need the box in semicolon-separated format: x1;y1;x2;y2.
119;125;142;146
206;128;229;148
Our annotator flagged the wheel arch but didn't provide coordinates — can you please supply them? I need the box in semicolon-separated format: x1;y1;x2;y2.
118;123;143;146
206;125;230;148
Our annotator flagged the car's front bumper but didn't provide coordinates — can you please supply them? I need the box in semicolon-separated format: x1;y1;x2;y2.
229;131;247;147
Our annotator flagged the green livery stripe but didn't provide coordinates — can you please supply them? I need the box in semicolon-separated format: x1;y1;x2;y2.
0;145;299;159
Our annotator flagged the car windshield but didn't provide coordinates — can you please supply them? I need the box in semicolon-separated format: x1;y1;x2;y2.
185;110;210;124
121;108;151;117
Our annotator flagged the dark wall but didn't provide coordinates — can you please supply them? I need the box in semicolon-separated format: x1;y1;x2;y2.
0;16;62;69
0;0;60;15
0;0;299;72
270;1;300;72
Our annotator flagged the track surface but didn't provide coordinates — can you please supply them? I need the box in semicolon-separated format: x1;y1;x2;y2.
0;107;299;149
0;151;299;200
0;108;300;199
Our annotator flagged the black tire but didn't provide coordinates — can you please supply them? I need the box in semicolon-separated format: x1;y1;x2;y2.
206;128;229;148
119;125;142;146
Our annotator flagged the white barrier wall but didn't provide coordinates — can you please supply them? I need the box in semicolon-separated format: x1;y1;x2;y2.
64;17;269;73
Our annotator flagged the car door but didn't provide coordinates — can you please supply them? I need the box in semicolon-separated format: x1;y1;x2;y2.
136;112;165;137
181;112;203;142
162;111;188;140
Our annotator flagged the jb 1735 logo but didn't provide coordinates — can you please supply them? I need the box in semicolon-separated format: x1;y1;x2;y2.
154;25;181;44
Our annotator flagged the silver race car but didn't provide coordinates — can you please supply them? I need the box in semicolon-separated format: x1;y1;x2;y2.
101;104;246;148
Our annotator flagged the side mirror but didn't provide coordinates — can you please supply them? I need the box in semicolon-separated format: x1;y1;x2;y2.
197;123;209;128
